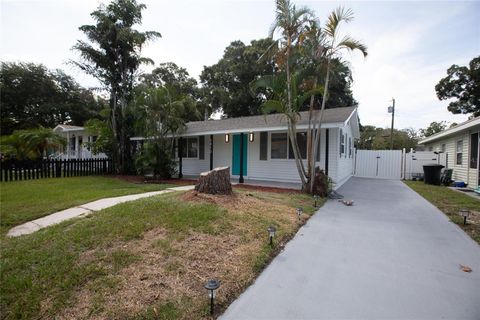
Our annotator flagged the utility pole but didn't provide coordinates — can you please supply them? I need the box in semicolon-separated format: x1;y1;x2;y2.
389;98;395;150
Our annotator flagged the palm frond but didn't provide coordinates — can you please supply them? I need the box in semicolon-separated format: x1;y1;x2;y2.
325;6;354;38
335;36;368;57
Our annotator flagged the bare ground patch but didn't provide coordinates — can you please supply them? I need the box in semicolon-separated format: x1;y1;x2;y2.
52;190;313;319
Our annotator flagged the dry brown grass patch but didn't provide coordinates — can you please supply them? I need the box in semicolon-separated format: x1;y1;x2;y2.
55;190;314;319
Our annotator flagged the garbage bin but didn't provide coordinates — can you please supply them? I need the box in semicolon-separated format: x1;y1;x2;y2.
423;164;444;185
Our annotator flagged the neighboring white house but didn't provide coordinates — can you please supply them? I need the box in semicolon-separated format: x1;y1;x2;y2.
133;107;359;189
53;125;107;159
419;116;480;190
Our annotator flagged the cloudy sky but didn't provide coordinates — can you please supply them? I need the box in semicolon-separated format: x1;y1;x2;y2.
1;0;479;129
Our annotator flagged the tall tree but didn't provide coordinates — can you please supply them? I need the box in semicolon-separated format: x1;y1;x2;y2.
140;62;202;121
72;0;160;174
419;121;447;138
200;38;277;117
357;125;418;150
309;7;367;192
133;85;200;177
0;62;103;135
435;56;480;117
266;0;317;188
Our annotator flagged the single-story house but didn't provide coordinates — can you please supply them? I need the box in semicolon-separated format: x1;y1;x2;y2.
53;125;107;159
419;116;479;189
137;106;359;189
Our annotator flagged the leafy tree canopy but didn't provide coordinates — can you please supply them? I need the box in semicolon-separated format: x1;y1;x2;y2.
0;127;66;160
139;62;203;121
357;125;418;150
200;38;277;118
419;121;447;138
0;62;103;135
73;0;160;174
435;56;480;117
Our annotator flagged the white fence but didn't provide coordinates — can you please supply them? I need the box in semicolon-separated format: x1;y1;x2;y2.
354;149;447;180
404;151;447;180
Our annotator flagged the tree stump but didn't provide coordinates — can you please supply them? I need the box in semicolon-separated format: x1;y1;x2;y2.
195;166;232;195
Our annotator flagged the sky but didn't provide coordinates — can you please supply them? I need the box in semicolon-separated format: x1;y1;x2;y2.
1;0;479;130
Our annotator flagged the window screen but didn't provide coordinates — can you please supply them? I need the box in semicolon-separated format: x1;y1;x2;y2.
271;133;288;159
187;138;198;158
260;132;268;160
288;132;307;159
199;136;205;160
339;129;345;155
456;140;463;165
470;133;478;169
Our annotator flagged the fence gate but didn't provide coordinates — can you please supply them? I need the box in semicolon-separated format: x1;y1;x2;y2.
354;150;403;179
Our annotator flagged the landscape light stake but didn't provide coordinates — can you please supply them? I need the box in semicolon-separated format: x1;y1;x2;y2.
204;279;220;315
459;209;470;226
313;195;320;208
267;226;276;246
296;207;304;220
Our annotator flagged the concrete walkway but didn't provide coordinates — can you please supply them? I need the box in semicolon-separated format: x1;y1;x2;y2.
221;178;480;320
7;185;194;237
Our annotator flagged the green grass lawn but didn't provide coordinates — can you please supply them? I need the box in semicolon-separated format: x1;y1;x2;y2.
0;188;321;319
0;176;173;235
404;181;480;244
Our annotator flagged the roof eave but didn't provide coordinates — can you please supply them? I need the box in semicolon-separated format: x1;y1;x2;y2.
419;117;480;144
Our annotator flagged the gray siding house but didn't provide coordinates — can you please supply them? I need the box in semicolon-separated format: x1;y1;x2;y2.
157;107;360;189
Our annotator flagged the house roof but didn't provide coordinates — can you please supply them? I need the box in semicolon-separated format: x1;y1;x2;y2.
179;106;358;137
53;124;85;132
419;116;480;144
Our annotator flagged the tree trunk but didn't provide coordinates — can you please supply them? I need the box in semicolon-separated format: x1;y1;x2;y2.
310;58;332;193
195;166;232;195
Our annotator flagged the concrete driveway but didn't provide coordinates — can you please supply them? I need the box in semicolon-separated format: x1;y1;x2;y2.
221;178;480;320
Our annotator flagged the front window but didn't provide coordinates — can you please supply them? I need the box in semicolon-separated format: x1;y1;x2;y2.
288;132;307;159
271;132;307;160
456;140;463;165
179;137;198;158
271;133;288;159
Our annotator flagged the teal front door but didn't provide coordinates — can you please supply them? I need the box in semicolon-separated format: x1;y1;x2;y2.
232;134;248;175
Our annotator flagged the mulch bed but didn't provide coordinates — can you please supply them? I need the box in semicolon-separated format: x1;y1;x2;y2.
109;175;301;194
233;184;301;194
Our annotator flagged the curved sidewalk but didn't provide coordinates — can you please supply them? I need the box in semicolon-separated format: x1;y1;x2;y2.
7;185;194;237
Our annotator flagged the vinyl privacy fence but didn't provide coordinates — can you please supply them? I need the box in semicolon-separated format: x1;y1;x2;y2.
0;158;114;182
354;150;447;180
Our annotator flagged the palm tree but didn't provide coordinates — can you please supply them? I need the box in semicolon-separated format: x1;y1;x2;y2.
72;0;161;174
308;7;368;192
0;128;66;159
134;85;200;175
267;0;318;186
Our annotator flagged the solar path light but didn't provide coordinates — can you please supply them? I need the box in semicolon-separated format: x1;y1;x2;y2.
205;279;220;315
313;195;320;208
267;225;276;246
459;209;470;226
296;207;304;220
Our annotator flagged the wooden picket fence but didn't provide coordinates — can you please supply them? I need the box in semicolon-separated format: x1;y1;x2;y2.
0;158;114;182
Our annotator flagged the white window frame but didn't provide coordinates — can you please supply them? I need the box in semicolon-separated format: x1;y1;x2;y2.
339;129;345;156
348;137;352;158
181;137;199;159
456;139;463;165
